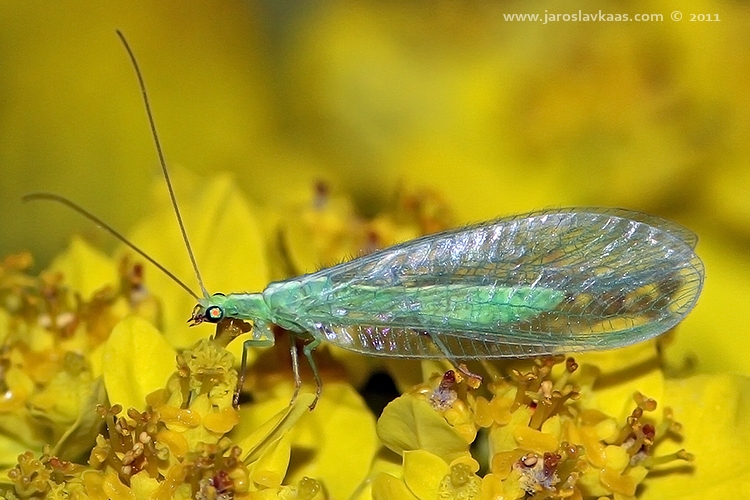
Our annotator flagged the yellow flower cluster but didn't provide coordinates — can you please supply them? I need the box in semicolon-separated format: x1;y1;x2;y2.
0;254;324;499
369;357;691;500
0;181;745;499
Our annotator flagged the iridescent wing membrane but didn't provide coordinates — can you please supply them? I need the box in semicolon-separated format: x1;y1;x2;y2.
265;209;704;359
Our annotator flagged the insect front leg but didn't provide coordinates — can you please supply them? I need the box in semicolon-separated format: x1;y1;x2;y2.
234;321;276;407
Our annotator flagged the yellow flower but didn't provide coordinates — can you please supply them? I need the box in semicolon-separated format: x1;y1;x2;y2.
0;246;124;470
371;351;701;500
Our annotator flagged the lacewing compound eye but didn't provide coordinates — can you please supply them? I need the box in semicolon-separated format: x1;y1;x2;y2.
206;306;224;323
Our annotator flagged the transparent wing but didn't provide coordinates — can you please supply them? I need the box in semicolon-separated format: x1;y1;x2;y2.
266;208;704;358
311;324;592;359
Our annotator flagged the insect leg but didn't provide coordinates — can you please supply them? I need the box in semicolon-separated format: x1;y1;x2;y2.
234;322;275;407
301;338;322;410
427;333;483;388
289;336;302;404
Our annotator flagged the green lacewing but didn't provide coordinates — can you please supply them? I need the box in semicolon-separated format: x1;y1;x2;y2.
190;208;704;406
26;33;705;409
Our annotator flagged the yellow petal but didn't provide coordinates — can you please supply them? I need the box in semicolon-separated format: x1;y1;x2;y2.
102;468;136;500
101;316;177;412
51;377;108;461
402;450;449;500
479;474;506;500
202;406;240;434
0;366;34;413
372;472;418;500
281;190;358;273
377;395;469;463
350;452;406;498
641;374;750;498
155;429;189;460
284;382;377;500
575;342;664;420
249;431;292;489
602;444;630;473
129;470;159;500
29;369;91;426
48;237;117;300
488;406;532;454
663;238;750;377
512;425;558;454
234;393;316;463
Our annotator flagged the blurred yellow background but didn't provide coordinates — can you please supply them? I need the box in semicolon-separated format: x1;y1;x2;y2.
1;1;748;376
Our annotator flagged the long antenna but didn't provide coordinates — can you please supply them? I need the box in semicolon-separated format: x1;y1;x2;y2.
23;193;201;301
115;30;209;299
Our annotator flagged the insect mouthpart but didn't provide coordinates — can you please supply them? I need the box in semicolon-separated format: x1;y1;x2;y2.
188;304;207;326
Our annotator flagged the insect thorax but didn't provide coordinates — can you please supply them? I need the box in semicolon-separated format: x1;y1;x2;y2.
204;292;274;324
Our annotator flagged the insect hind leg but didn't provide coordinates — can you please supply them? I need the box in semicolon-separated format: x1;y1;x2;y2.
301;337;322;410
